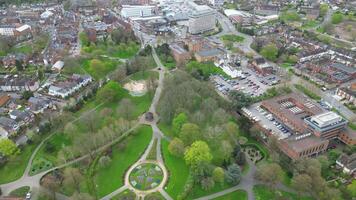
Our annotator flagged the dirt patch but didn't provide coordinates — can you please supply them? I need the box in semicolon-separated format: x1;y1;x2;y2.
124;80;147;96
333;21;356;41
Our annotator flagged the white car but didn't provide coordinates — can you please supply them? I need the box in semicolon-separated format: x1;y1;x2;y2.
26;192;31;200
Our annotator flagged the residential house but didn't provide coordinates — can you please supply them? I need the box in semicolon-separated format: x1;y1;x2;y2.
336;153;356;175
0;75;39;92
28;96;51;114
48;74;92;98
336;83;356;105
0;94;11;108
0;117;19;136
9;109;34;126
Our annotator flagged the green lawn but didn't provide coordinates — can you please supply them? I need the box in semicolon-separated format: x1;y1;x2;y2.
129;70;159;81
221;34;245;42
162;140;190;199
0;144;36;184
94;125;153;197
9;186;30;197
213;189;247;200
188;184;232;199
13;44;32;54
253;185;314;200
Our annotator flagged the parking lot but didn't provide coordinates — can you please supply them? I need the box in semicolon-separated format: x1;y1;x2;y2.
245;103;292;140
211;66;280;97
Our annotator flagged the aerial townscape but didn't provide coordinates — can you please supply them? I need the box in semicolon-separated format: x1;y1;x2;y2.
0;0;355;200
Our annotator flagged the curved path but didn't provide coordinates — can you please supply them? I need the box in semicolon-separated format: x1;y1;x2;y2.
101;47;173;200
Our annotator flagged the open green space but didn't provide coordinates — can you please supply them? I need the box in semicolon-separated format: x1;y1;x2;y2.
9;186;30;197
186;61;228;79
188;184;232;199
82;40;139;59
162;139;190;199
213;189;247;200
221;34;245;43
129;163;163;190
0;144;36;184
253;185;314;200
129;70;158;81
94;125;153;197
145;192;165;200
146;138;157;160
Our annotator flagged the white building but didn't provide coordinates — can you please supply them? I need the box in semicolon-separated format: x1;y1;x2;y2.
41;10;54;19
0;26;14;36
209;0;225;6
48;75;92;98
121;5;155;18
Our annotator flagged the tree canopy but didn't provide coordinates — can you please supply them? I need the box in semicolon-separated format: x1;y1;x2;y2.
184;141;213;167
0;139;20;157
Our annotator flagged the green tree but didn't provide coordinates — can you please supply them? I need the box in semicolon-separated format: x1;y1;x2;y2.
79;32;90;46
184;141;212;167
229;91;253;110
260;43;278;61
255;163;283;188
347;180;356;198
212;167;225;185
172;113;187;135
332;12;343;24
0;139;20;156
168;137;185;157
225;163;241;185
89;59;106;78
292;174;313;196
201;177;215;191
319;4;329;17
96;81;124;103
179;123;201;146
22;91;33;100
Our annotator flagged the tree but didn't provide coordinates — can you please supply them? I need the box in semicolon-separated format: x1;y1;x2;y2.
79;32;90;46
225;163;241;185
347;180;356;198
232;145;246;165
179;123;201;146
319;4;329;17
0;37;12;56
291;174;312;196
201;177;215;191
212;167;225;185
15;60;23;71
22;91;33;100
99;155;112;168
117;98;135;120
212;108;229;125
89;59;106;78
172;113;188;135
229;91;253;110
0;139;20;156
332;12;343;24
215;140;233;165
260;43;278;61
42;176;61;200
168;138;185;157
63;167;84;192
255;163;283;188
224;122;239;143
64;122;77;138
184;141;212;167
96;81;124;103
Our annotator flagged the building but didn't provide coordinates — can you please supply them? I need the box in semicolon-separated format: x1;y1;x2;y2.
28;97;51;114
0;117;19;135
0;75;39;92
170;43;191;64
259;93;352;160
187;2;216;34
121;5;155;18
209;0;225;6
304;112;348;139
336;154;356;175
48;74;92;98
251;57;274;75
336;83;356;105
9;110;34;126
195;48;223;62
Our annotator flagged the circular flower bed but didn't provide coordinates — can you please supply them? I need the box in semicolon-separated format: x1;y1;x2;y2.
129;163;163;191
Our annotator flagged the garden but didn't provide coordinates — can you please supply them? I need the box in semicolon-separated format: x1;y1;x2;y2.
129;163;164;191
253;185;314;200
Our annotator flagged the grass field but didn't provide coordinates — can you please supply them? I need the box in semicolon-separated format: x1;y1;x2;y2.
9;186;30;197
188;184;232;199
162;140;190;199
253;185;314;200
0;144;36;184
94;125;153;197
221;34;245;42
294;84;321;101
213;189;247;200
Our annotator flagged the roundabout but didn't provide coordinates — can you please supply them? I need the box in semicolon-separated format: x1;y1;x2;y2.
129;163;163;191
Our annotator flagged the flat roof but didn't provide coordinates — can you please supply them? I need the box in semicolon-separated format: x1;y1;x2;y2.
311;111;342;125
284;135;327;152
